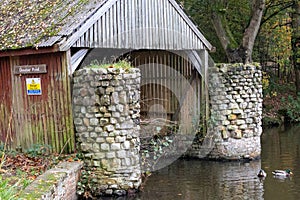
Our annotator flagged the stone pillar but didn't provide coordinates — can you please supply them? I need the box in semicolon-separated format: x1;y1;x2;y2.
73;67;141;196
207;63;263;160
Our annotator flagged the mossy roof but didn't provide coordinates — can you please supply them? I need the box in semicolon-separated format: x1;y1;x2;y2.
0;0;213;52
0;0;105;50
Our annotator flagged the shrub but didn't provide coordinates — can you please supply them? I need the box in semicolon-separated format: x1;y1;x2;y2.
279;94;300;123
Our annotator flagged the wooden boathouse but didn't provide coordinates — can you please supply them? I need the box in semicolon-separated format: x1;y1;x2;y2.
0;0;213;153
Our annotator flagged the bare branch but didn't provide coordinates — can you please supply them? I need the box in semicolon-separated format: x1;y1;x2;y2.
262;1;294;25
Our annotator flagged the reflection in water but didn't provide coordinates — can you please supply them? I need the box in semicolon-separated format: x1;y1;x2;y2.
137;125;300;200
96;125;300;200
262;125;300;200
139;160;264;200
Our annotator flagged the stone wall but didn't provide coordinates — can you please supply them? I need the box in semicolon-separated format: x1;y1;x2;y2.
72;67;141;196
19;162;82;200
186;63;263;159
206;63;263;160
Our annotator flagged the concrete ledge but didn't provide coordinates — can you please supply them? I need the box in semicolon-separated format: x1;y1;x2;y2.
19;161;83;200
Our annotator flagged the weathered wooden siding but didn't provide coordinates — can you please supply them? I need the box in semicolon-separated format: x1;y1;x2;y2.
0;57;14;146
68;0;210;50
127;51;203;129
0;52;74;153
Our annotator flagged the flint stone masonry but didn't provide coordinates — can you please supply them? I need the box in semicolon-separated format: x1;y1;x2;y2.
73;67;141;196
207;63;263;160
187;63;262;160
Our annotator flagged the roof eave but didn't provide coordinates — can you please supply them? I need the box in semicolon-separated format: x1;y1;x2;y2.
58;0;213;52
0;45;60;57
168;0;213;51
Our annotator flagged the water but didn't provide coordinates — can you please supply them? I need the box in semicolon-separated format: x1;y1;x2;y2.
261;125;300;200
136;125;300;200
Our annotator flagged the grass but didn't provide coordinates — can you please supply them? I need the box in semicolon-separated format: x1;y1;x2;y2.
0;151;30;199
0;146;78;199
87;60;133;70
0;175;20;200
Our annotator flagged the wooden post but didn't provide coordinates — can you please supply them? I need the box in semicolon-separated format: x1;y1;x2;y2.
199;50;210;133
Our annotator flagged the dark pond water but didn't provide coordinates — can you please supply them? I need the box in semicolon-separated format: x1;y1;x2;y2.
135;125;300;200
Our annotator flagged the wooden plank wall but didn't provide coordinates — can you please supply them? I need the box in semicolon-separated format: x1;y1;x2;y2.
71;0;206;50
0;57;14;147
0;52;74;153
128;50;203;132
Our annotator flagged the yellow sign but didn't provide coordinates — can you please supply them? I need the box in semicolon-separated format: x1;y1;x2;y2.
26;78;42;95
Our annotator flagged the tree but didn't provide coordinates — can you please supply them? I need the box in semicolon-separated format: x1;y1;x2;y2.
255;0;293;81
183;0;300;91
212;0;265;63
291;0;300;93
182;0;265;63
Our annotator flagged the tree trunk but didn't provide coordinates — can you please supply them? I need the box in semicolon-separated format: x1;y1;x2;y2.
242;0;265;63
210;0;265;63
292;1;300;94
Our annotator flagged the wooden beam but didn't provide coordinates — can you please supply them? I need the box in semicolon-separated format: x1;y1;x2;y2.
70;49;89;75
186;50;203;76
198;50;210;121
168;0;213;51
0;45;60;58
58;0;118;51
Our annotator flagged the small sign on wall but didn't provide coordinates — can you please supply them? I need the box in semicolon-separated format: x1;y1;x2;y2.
14;64;47;75
26;78;42;95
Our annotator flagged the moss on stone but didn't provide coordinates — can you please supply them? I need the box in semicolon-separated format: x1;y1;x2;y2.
18;172;67;199
87;60;133;71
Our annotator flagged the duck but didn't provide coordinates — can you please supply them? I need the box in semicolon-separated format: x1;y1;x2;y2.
257;169;267;178
272;169;293;177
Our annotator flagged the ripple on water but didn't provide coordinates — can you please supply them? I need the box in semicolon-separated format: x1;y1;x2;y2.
139;159;264;200
137;126;300;200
